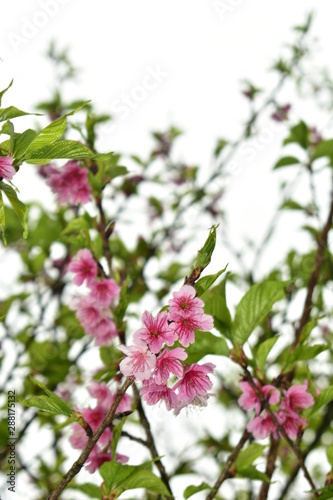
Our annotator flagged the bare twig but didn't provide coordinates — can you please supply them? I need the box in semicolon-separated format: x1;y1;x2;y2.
205;430;250;500
132;383;174;498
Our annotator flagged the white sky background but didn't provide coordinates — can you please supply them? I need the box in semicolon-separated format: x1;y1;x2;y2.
1;1;333;499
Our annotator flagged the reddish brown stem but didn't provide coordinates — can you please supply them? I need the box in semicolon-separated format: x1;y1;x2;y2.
48;378;134;499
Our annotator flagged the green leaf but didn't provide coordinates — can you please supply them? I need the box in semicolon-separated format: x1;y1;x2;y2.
99;462;171;497
256;337;279;370
195;265;228;297
0;106;37;122
235;444;266;469
25;116;67;154
185;331;229;363
283;121;309;149
24;140;93;163
305;386;333;418
273;156;300;169
14;129;38;159
326;444;333;467
195;225;219;270
214;138;228;157
24;101;90;155
0;80;13;106
0;181;28;238
68;483;102;499
183;482;213;499
279;199;304;211
19;377;73;416
235;466;269;482
203;285;232;338
111;417;128;461
313;139;333;163
232;281;287;345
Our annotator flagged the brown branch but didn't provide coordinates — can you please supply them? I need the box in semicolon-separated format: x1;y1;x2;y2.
278;400;333;499
205;430;250;500
132;383;174;498
292;188;333;349
48;377;134;499
258;437;279;500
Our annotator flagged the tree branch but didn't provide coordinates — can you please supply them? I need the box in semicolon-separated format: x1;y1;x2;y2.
132;383;174;498
205;430;250;500
258;437;279;500
48;377;134;499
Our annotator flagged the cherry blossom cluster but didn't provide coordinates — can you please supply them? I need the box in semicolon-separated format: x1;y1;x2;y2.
69;381;131;473
238;379;315;440
68;249;120;345
118;285;216;414
39;160;91;205
0;155;15;181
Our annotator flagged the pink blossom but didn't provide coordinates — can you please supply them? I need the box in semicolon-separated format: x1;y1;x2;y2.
69;406;112;450
0;155;16;181
89;279;120;307
68;249;97;286
81;407;112;446
93;317;118;346
44;160;91;205
246;412;277;440
154;347;187;385
271;103;291;122
69;422;88;449
174;393;213;415
118;339;156;380
173;362;215;404
276;411;307;440
85;448;111;473
169;285;205;319
170;313;214;347
133;311;177;354
281;381;314;413
88;382;113;409
238;381;280;415
140;381;180;410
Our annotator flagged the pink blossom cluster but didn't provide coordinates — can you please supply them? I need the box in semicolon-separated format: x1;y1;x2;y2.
69;382;131;473
118;285;215;414
238;379;315;440
68;249;120;345
40;160;91;205
0;155;16;181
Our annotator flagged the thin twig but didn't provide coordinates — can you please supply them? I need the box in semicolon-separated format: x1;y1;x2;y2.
132;383;174;498
205;430;250;500
293;187;333;349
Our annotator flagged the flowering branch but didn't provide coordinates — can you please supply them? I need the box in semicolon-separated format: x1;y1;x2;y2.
48;377;134;499
205;430;250;500
242;368;318;496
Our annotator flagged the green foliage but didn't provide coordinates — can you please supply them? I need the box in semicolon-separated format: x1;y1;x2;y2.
99;461;172;498
185;331;229;363
195;224;219;270
183;482;214;498
20;377;73;416
273;156;300;169
235;444;266;470
232;281;287;345
0;181;28;242
195;266;228;297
